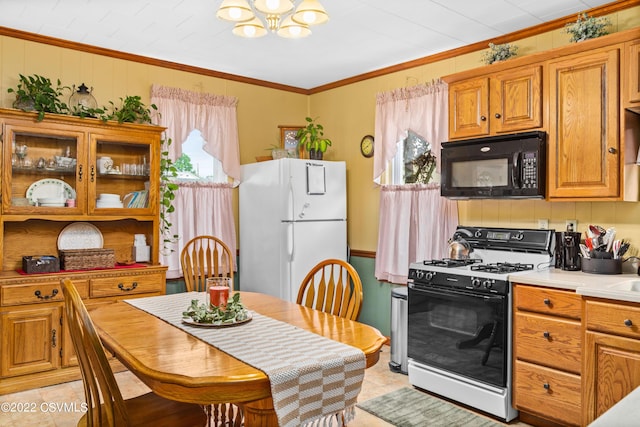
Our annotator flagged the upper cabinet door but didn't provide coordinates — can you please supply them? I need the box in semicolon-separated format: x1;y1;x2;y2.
448;77;490;139
490;65;542;134
548;47;620;199
627;40;640;104
1;120;85;215
89;130;158;216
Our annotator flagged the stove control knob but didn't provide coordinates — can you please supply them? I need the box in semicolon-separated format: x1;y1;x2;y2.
471;278;481;288
415;270;425;280
425;271;435;281
513;232;524;240
483;280;493;289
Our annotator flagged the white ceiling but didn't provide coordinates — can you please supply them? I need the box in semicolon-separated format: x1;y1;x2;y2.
0;0;616;90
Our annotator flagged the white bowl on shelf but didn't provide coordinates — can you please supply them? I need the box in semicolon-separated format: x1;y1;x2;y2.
98;193;121;202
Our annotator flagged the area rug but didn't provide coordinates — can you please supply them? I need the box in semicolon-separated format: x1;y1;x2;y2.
357;387;505;427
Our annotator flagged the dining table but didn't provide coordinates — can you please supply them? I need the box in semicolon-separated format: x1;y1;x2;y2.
89;291;386;426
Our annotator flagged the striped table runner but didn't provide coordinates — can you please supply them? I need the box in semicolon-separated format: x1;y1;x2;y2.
125;292;365;427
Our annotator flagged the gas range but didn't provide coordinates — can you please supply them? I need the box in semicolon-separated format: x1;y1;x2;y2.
409;226;555;295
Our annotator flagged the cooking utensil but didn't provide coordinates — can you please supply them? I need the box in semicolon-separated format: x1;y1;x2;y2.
589;224;605;237
579;243;590;258
612;240;621;259
605;228;616;252
618;240;630;258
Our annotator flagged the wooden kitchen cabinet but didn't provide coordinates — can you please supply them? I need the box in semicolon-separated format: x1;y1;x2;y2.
0;108;168;394
0;305;62;378
583;298;640;426
547;46;620;200
627;40;640;104
447;65;542;139
512;284;582;426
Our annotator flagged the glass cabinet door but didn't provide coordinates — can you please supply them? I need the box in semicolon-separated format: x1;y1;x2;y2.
2;123;84;215
89;131;157;215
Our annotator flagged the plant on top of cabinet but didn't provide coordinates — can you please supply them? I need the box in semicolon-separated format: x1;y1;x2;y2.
481;42;518;65
7;74;70;121
564;12;611;43
296;116;332;160
105;95;158;124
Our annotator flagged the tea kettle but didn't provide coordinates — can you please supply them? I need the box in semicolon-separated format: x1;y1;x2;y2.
448;235;473;260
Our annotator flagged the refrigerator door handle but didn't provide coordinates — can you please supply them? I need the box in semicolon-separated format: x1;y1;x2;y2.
287;183;295;261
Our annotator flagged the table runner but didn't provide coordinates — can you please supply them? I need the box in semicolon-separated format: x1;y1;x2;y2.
125;292;366;427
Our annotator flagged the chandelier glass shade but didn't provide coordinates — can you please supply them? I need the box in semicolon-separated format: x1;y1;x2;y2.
216;0;328;38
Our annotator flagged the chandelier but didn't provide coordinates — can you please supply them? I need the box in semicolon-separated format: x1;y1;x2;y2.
216;0;329;39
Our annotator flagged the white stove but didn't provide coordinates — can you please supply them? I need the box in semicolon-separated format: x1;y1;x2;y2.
407;226;554;422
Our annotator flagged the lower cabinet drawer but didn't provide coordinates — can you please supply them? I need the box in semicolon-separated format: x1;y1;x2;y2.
585;299;640;339
2;280;89;306
514;360;581;426
514;312;582;373
90;273;164;298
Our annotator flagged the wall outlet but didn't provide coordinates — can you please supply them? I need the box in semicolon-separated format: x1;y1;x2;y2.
566;219;578;231
537;219;549;229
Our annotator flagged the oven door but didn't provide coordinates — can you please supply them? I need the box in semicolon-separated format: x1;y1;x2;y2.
408;283;508;388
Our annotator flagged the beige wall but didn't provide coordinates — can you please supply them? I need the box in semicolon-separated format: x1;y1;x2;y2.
1;6;639;255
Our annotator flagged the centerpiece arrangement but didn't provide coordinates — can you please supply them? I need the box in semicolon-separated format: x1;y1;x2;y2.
182;293;251;326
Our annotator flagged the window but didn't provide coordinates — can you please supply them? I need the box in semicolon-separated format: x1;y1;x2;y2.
178;129;228;183
384;130;439;185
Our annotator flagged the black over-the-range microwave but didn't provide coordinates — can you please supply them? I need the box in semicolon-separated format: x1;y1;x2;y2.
440;131;546;199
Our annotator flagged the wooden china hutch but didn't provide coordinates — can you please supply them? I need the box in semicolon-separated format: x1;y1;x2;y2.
0;108;167;394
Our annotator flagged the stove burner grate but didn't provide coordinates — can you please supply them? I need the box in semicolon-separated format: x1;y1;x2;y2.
422;258;483;268
470;262;534;274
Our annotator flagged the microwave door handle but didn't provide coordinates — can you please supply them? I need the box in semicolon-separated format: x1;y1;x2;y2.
512;152;521;188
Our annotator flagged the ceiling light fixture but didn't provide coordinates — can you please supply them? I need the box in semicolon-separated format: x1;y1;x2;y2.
216;0;328;39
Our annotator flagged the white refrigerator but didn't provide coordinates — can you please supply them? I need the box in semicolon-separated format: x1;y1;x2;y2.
239;158;347;302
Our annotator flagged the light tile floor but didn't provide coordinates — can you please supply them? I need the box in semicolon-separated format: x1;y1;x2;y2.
0;347;529;426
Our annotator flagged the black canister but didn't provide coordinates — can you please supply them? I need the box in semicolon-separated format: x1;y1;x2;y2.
561;232;582;271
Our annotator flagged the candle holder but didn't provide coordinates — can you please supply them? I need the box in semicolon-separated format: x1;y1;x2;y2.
206;277;232;308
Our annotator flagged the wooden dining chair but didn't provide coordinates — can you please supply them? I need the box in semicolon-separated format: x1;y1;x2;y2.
181;235;234;292
179;236;243;426
60;278;208;427
296;259;364;321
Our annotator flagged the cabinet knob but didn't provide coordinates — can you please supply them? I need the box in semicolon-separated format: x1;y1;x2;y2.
543;383;550;390
495;113;501;119
543;298;551;306
90;165;95;182
480;115;487;121
543;331;550;339
608;147;617;154
624;319;633;327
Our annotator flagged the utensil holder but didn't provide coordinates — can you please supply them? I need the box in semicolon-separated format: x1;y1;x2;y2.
581;257;622;275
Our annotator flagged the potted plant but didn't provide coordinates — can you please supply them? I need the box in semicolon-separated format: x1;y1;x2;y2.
7;74;70;121
564;12;611;43
481;42;518;65
296;116;332;160
104;95;158;124
160;137;179;254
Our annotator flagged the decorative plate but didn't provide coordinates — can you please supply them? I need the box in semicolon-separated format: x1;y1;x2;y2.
26;179;75;205
181;313;252;328
57;222;104;250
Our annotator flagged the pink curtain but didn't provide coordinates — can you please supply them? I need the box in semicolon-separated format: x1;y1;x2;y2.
374;81;448;182
373;81;458;284
160;182;236;279
150;85;241;182
375;184;458;284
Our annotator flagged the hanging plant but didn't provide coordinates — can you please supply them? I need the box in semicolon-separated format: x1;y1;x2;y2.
160;137;179;254
564;12;611;43
481;43;518;65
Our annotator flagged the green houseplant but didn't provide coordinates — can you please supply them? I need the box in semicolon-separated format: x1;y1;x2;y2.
7;74;70;121
481;43;518;65
296;117;332;160
104;95;158;124
565;12;611;42
160;137;179;254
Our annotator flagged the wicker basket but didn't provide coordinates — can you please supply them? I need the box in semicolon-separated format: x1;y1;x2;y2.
60;248;115;270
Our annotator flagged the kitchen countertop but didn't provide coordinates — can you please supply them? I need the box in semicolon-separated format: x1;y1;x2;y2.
588;385;640;427
508;261;640;303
